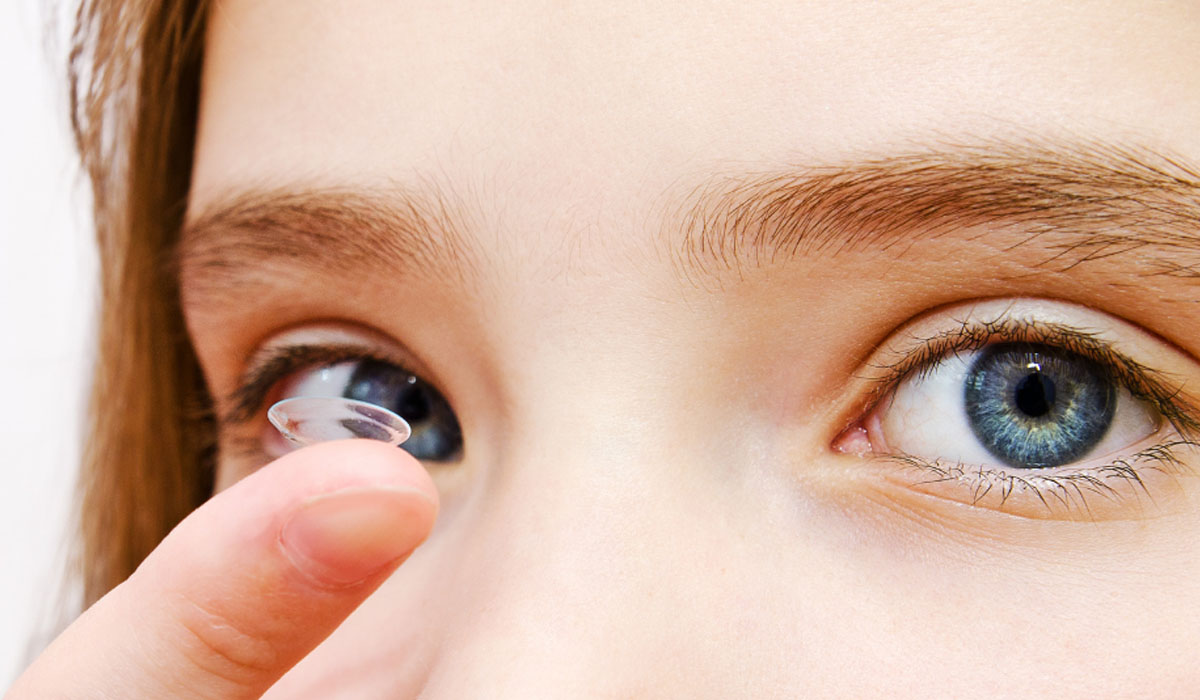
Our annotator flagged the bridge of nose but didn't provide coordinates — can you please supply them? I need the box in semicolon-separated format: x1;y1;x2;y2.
404;407;854;695
380;272;863;694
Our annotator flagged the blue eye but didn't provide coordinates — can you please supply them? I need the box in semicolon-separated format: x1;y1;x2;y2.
874;339;1159;473
340;359;462;461
964;344;1116;468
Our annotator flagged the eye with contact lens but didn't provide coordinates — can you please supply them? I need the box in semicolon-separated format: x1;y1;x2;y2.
268;396;413;448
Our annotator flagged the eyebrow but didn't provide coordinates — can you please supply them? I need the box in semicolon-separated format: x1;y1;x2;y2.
180;139;1200;300
179;185;480;302
666;139;1200;284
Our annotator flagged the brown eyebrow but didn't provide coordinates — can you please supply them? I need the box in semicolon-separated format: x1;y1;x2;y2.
179;185;479;303
180;139;1200;301
665;139;1200;285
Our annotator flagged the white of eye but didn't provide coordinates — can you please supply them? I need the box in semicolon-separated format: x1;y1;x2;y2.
277;361;357;399
877;350;1160;468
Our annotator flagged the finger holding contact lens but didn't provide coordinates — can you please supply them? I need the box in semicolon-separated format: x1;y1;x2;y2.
268;396;413;448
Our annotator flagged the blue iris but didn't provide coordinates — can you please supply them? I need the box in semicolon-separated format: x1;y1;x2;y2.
344;359;463;461
964;343;1115;468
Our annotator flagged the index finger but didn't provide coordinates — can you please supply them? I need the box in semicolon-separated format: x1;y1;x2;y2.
8;439;438;700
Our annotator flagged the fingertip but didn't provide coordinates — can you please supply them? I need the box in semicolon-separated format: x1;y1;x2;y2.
255;439;440;511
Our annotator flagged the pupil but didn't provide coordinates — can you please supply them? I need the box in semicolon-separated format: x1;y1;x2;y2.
395;385;432;422
345;360;432;422
1013;372;1055;418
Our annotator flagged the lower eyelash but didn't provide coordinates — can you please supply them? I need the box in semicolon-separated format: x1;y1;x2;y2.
882;438;1200;515
220;433;271;464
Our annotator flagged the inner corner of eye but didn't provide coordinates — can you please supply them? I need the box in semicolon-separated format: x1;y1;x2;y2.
831;424;872;457
826;381;900;455
831;405;888;458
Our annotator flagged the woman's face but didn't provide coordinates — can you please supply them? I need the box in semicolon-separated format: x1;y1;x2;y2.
183;1;1200;696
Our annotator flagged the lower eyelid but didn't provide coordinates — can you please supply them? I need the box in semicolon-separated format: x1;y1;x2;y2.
840;471;1195;564
866;432;1199;522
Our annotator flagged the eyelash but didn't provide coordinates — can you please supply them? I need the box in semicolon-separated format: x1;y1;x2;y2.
860;317;1200;513
224;343;411;425
887;442;1196;513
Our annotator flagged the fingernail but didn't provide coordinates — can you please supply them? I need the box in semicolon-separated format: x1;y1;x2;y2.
280;487;430;587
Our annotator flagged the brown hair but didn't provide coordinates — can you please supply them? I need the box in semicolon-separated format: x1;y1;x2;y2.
69;0;213;606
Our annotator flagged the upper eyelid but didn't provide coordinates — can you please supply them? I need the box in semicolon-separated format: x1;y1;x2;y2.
222;321;444;426
224;343;405;425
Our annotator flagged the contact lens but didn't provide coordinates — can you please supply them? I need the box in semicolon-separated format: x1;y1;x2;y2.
268;396;413;448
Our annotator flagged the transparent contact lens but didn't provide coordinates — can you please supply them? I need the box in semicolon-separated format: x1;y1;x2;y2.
268;396;412;448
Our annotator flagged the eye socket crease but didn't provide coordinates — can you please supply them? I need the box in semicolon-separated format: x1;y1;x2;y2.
177;137;1200;306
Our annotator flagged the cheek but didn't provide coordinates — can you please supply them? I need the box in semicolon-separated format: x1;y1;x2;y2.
265;449;1200;696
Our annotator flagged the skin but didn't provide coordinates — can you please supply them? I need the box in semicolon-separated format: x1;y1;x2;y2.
11;1;1200;697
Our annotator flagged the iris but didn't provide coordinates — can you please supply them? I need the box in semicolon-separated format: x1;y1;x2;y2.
345;359;463;461
964;343;1115;468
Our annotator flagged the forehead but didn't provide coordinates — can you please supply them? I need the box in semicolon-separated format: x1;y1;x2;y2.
191;0;1200;221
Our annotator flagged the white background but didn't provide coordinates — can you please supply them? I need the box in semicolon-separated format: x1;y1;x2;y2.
1;0;94;686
